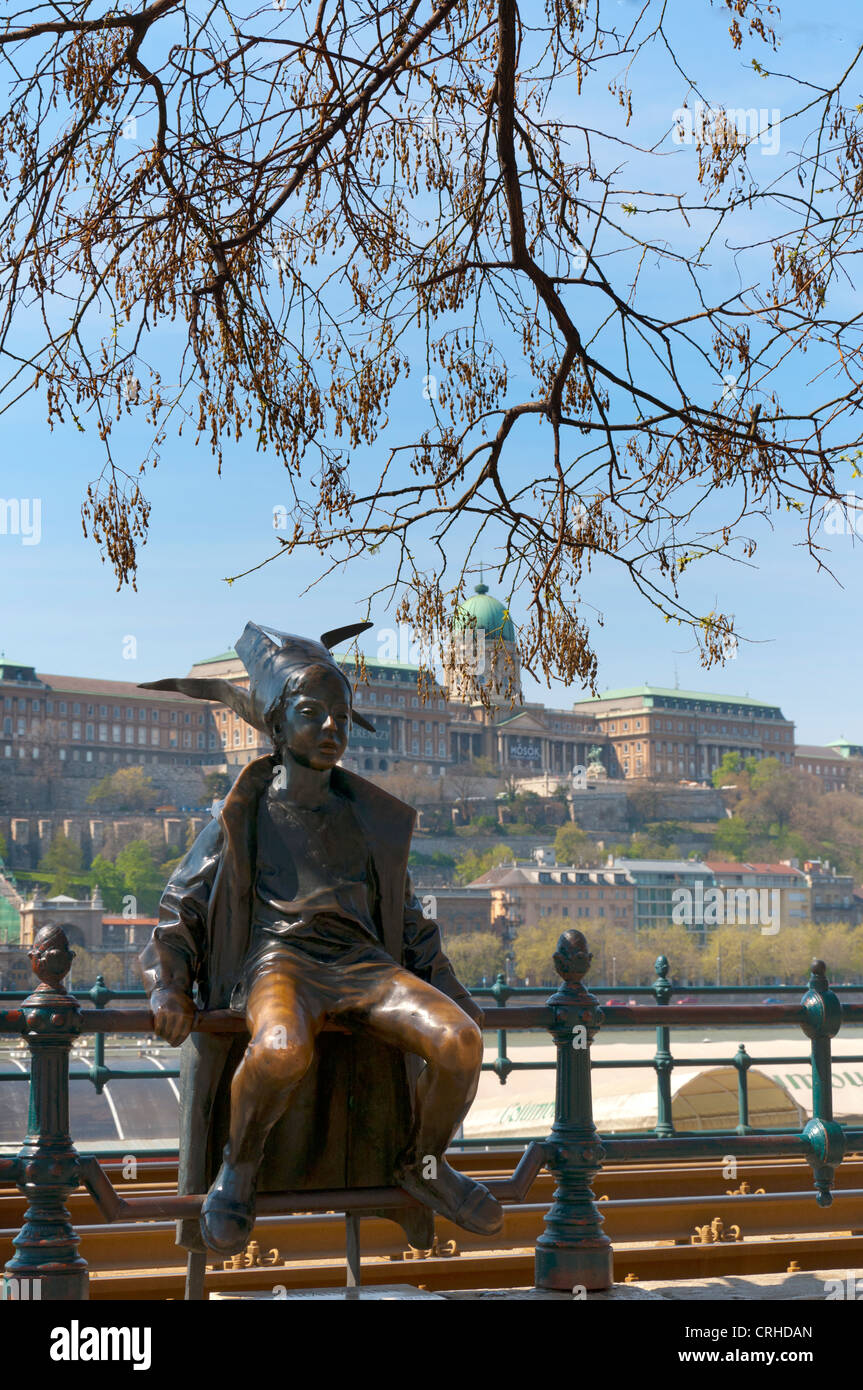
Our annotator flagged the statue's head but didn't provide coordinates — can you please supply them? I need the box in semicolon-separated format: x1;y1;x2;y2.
138;619;376;765
269;663;353;770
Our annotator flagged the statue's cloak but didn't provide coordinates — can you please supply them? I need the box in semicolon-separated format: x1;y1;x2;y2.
140;755;468;1251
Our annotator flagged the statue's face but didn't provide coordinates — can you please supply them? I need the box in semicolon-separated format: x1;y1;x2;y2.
277;667;351;770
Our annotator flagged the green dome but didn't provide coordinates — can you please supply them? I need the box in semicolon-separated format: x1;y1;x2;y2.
454;582;516;642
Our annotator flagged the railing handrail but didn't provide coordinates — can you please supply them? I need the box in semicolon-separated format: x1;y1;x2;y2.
5;977;862;1004
6;999;863;1036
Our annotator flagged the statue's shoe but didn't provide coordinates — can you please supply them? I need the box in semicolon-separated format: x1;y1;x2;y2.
396;1159;503;1237
200;1161;257;1256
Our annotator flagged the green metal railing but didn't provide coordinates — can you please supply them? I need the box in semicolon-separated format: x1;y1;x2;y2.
1;930;862;1297
5;954;861;1145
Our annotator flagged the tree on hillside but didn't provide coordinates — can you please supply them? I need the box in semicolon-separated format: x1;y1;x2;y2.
89;854;125;913
409;849;457;873
788;790;863;880
553;822;594;867
1;4;859;693
114;840;164;915
627;785;663;829
38;835;84;897
372;768;443;807
711;816;751;861
454;842;516;886
86;767;155;811
447;757;499;823
736;758;811;838
711;753;758;791
626;834;682;861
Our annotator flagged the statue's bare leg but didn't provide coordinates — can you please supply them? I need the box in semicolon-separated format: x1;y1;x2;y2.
353;969;503;1235
200;972;320;1254
201;962;501;1251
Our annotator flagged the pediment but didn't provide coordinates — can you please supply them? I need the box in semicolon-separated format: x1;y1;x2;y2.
496;710;549;735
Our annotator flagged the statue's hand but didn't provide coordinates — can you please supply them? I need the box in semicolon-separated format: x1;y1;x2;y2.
150;987;197;1046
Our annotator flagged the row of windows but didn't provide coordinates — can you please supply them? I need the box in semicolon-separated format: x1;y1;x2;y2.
609;716;792;740
362;693;448;710
3;727;206;750
3;696;200;724
535;887;629;900
650;700;784;719
538;905;610;918
534;873;630;892
2;746;205;766
1;719;207;749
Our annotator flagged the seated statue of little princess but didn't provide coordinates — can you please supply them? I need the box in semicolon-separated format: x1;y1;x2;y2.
138;619;502;1255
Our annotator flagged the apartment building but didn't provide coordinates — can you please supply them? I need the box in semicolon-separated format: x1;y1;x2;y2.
703;860;811;927
612;859;714;931
800;859;863;925
470;863;636;932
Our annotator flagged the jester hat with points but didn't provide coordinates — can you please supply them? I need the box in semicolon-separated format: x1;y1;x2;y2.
139;620;376;735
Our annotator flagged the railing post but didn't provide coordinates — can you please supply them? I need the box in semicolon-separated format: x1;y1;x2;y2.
800;958;845;1206
733;1042;752;1135
87;973;110;1093
491;972;514;1083
535;930;613;1292
3;926;88;1301
652;954;674;1137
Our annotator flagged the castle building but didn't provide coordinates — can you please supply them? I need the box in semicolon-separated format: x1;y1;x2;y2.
572;687;796;781
2;585;860;792
793;740;863;792
0;660;215;772
187;583;604;780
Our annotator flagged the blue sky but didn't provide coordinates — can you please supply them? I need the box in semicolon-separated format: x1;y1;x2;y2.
0;1;860;746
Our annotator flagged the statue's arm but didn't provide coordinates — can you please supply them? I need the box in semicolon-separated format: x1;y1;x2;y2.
402;874;484;1026
139;815;224;999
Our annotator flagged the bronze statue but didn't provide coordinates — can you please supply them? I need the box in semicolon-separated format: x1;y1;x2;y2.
137;620;502;1256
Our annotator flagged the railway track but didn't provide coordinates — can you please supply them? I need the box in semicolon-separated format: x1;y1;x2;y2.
81;1235;863;1300
3;1151;862;1297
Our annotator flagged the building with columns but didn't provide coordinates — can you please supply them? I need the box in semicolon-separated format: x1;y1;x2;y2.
0;659;217;772
189;582;606;780
5;586;860;792
571;686;795;782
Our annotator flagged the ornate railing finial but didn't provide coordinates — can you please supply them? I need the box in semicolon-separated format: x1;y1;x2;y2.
552;928;592;990
808;958;828;991
28;924;75;992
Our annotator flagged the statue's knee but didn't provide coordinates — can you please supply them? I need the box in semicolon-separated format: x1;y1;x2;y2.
248;1027;313;1086
437;1017;483;1074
